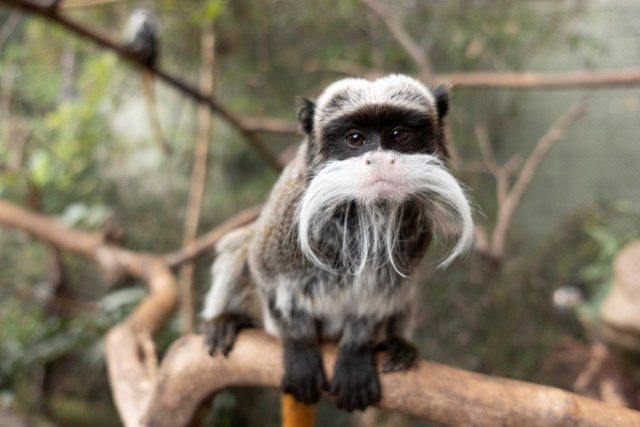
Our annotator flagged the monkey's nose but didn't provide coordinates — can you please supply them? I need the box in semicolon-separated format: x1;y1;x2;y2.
364;152;397;166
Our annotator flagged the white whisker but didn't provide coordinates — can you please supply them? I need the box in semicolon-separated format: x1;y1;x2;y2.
296;152;474;276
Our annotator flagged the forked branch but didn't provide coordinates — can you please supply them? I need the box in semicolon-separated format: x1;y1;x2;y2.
470;101;589;261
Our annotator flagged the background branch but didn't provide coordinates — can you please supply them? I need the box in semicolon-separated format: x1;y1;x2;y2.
177;27;215;335
435;69;640;89
360;0;432;79
164;203;263;267
490;101;590;258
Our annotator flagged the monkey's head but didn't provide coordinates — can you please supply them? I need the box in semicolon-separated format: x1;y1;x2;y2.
124;8;160;67
296;75;473;274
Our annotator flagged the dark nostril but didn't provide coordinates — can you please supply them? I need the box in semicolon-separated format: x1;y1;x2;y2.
390;159;395;165
366;159;372;165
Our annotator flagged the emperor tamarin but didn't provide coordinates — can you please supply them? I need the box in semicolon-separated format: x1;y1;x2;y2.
201;74;474;411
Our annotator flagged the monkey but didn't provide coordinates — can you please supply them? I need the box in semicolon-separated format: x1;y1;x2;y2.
123;8;171;154
123;8;159;68
201;74;474;411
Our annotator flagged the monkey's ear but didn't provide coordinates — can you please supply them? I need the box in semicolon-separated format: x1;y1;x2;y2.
297;97;316;134
432;84;450;119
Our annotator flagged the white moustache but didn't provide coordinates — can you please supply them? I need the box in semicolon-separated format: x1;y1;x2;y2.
297;151;474;274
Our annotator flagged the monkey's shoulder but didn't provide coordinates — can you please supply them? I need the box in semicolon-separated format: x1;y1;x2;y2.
249;144;309;275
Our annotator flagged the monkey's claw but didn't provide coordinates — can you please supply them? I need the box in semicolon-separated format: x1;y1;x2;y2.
381;336;418;373
202;313;254;357
282;341;328;404
330;346;381;411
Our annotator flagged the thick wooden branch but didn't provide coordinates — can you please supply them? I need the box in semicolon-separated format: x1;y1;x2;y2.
0;0;284;170
145;330;640;427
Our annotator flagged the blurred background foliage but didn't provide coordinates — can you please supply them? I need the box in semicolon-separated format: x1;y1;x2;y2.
1;0;639;426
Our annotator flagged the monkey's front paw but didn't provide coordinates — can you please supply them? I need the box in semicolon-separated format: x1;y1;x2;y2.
282;341;328;404
202;313;255;357
330;346;380;411
381;336;418;373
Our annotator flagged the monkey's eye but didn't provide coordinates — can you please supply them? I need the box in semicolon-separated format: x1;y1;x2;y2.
345;131;366;147
391;127;411;143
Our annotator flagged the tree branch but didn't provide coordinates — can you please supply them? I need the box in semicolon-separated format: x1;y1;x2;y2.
163;203;263;268
144;330;640;427
360;0;432;79
490;101;589;258
0;0;284;170
240;116;299;135
474;123;510;205
434;69;640;89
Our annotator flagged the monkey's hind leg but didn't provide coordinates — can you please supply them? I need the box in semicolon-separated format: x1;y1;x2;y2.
202;313;255;357
330;316;382;411
378;313;418;373
201;226;260;357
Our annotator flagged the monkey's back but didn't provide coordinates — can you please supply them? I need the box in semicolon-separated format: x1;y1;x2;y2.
248;143;310;284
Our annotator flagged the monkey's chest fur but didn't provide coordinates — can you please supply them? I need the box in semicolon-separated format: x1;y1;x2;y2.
248;151;432;339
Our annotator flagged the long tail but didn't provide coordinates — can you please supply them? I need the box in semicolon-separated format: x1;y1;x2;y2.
282;394;315;427
141;71;172;154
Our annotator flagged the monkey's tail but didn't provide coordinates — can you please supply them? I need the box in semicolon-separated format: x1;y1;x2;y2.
141;71;172;154
282;394;315;427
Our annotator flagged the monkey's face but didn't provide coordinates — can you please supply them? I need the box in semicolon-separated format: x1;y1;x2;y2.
297;75;474;272
300;75;450;203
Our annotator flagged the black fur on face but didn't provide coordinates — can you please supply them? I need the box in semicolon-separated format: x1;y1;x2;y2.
298;81;451;169
318;103;444;161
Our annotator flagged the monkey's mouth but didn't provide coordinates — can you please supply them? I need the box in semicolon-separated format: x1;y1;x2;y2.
369;178;394;186
359;178;406;201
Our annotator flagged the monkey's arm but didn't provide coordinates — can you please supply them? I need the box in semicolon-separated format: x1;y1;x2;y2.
201;225;259;356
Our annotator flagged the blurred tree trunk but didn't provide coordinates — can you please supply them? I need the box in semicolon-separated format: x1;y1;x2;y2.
178;26;216;335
